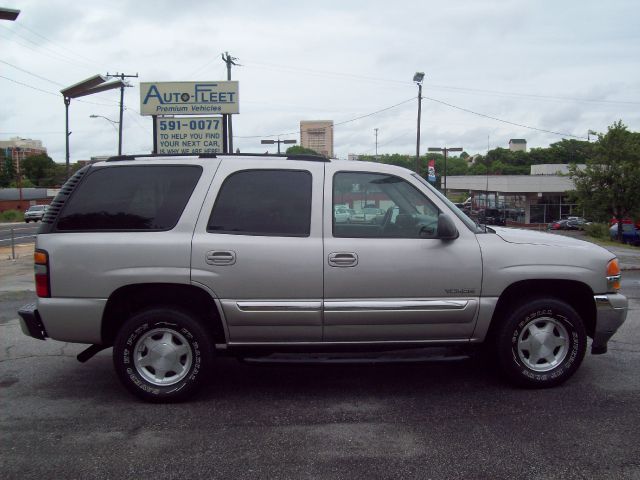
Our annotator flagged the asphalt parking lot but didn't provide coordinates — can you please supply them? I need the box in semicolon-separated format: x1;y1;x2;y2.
1;239;640;479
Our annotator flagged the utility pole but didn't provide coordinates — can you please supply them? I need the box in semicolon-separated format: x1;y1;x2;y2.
374;128;379;161
106;72;138;155
413;72;425;174
222;52;239;153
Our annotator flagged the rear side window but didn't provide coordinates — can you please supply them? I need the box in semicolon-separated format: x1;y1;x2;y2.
56;165;202;231
208;169;312;236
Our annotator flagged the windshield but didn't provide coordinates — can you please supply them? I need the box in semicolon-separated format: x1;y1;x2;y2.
412;174;484;233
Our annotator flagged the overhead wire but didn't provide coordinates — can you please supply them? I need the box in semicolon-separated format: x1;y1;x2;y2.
244;59;640;107
234;97;415;139
422;95;588;139
11;22;105;70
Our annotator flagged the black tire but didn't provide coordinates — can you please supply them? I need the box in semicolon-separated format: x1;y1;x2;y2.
113;307;214;402
25;219;30;223
495;298;586;388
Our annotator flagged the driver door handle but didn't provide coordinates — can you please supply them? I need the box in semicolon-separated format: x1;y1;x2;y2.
328;252;358;267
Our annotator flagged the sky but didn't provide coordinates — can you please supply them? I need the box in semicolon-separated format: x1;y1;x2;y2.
1;0;639;162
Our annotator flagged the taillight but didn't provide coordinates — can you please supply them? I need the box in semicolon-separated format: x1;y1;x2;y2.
34;249;50;298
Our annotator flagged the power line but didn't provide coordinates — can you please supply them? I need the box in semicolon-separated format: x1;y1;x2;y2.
423;95;588;139
234;97;415;139
186;51;225;77
0;58;65;87
0;74;121;107
12;22;105;70
0;25;96;71
245;59;640;107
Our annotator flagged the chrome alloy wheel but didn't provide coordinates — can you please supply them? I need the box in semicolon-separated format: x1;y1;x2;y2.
133;328;193;386
517;317;569;372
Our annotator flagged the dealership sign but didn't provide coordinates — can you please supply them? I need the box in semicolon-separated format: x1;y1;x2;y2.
155;116;222;154
140;81;239;115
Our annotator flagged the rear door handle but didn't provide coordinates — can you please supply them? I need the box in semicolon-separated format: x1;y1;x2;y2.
206;250;236;266
328;252;358;267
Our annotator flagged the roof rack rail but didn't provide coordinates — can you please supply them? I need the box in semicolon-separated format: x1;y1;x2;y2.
105;153;330;162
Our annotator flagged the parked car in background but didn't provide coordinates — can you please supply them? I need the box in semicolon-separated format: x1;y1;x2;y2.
24;204;48;223
566;217;590;230
334;206;352;223
547;219;583;231
350;207;385;224
477;208;506;226
610;223;640;246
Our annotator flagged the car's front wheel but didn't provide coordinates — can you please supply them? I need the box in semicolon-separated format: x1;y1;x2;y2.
495;298;586;388
113;307;213;402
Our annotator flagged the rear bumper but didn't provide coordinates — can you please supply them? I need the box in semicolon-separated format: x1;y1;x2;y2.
592;293;628;354
18;303;48;340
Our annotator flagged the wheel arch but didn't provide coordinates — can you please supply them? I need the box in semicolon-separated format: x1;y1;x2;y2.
487;279;596;340
101;283;226;346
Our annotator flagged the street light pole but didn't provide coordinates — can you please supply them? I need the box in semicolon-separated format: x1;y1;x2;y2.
64;97;71;179
260;138;296;154
61;75;124;179
428;146;463;197
413;72;425;174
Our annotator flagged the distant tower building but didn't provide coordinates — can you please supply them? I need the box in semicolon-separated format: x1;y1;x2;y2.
509;138;527;152
300;120;333;158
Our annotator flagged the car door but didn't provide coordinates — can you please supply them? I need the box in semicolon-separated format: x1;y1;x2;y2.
323;165;483;342
191;159;325;343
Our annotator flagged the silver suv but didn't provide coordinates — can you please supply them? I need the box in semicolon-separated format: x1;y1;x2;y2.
18;154;628;402
23;204;48;222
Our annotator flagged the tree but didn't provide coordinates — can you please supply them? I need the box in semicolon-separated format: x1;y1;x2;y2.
570;121;640;241
21;154;56;186
285;145;320;156
0;156;16;187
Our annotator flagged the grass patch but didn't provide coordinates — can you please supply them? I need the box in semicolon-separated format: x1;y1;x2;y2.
0;210;23;222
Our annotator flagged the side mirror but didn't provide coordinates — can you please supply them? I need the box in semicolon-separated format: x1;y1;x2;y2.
437;213;459;240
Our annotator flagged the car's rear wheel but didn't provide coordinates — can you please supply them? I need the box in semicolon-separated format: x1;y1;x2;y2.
495;298;586;388
113;307;213;402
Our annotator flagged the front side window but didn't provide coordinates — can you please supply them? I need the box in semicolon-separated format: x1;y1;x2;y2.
56;165;202;231
333;172;439;238
208;169;312;237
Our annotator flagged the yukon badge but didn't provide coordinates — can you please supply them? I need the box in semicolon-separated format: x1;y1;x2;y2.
445;288;476;295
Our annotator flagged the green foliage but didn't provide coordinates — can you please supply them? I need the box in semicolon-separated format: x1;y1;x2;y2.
285;145;320;156
9;178;35;188
0;210;23;222
0;157;16;187
570;121;640;233
584;222;611;240
21;154;56;186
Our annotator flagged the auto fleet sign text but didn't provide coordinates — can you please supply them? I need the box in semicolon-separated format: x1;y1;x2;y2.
156;117;222;154
140;81;239;115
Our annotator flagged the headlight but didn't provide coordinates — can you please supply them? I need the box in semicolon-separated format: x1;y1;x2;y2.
606;258;621;292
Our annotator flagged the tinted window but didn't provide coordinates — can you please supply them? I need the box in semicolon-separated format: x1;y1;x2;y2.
208;169;312;236
333;172;439;238
56;165;202;231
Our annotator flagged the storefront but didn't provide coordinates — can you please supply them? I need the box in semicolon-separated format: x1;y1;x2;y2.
445;173;581;226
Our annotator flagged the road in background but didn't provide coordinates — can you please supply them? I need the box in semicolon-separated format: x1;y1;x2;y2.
0;222;39;248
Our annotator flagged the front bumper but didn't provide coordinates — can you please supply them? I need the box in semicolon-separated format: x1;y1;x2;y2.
18;303;48;340
591;293;628;354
